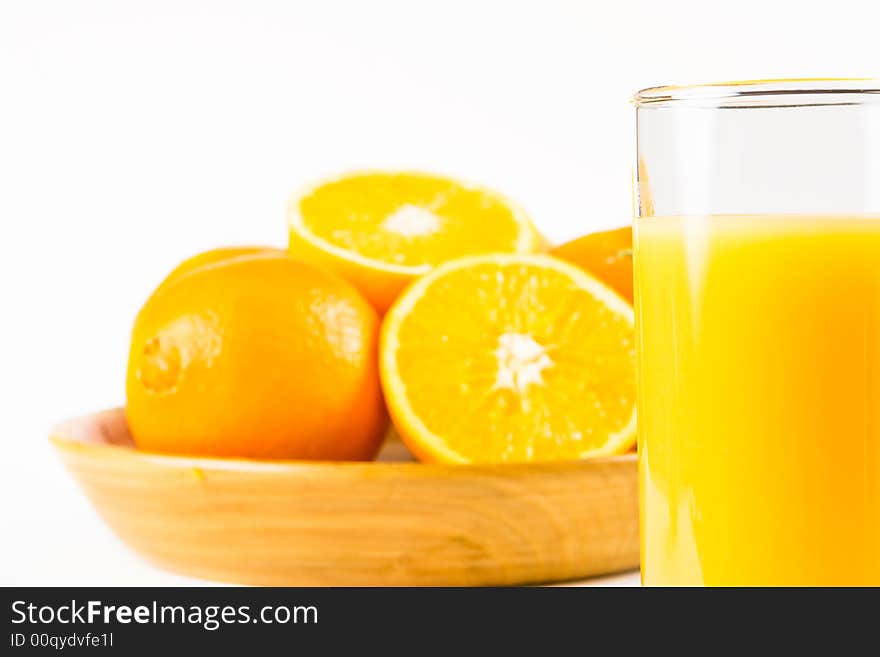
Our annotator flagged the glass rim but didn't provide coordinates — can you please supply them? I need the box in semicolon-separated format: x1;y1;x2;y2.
633;78;880;108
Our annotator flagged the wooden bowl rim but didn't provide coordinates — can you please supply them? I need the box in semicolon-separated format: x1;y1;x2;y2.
51;407;637;477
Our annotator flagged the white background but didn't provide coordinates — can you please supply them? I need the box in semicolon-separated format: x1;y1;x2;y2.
1;0;877;586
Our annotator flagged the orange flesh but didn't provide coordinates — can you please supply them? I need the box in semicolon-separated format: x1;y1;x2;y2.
382;254;636;464
296;173;532;268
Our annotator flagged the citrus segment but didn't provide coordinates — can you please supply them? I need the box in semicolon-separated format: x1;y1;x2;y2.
380;253;636;464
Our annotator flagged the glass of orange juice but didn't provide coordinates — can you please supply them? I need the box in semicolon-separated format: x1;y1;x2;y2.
634;80;880;586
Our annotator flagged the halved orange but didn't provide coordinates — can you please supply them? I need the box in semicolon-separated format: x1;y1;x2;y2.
380;253;636;464
288;171;541;312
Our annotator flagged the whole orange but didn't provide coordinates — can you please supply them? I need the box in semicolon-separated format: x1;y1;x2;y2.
159;245;285;290
551;227;633;303
126;251;387;460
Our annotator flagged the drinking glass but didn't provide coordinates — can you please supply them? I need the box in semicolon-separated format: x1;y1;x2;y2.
634;79;880;585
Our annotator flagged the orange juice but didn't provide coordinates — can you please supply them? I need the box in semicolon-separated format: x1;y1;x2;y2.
635;214;880;586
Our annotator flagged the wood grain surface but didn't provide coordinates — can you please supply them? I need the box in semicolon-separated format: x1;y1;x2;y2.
51;408;638;586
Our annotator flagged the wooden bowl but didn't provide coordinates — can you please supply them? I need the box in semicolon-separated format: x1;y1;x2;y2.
51;409;638;586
